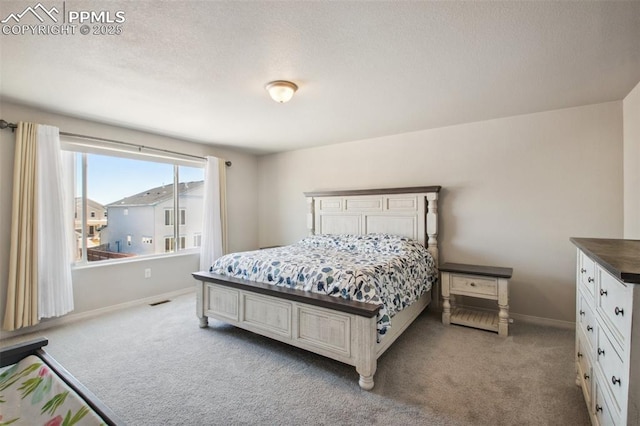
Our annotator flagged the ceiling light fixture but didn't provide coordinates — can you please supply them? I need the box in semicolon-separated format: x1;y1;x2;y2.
265;80;298;103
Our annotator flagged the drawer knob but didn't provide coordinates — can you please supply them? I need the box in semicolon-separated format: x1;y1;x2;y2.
580;268;587;273
587;325;593;332
615;307;624;316
584;373;590;380
579;310;585;316
596;405;603;413
577;351;583;358
600;289;608;296
598;348;605;356
469;282;476;287
612;376;621;386
588;277;594;283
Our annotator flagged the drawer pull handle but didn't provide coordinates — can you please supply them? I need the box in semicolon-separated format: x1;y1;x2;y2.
577;352;583;358
586;325;593;332
600;289;608;296
612;376;621;386
588;277;594;283
580;268;587;273
598;348;605;356
579;310;585;316
596;405;603;413
615;307;624;316
469;282;476;287
584;373;590;380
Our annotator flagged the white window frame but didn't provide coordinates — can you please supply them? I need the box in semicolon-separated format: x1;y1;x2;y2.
64;139;204;265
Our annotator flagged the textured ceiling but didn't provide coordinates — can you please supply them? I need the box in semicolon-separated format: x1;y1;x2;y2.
1;1;639;154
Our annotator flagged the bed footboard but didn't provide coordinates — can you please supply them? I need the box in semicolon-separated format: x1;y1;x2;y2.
194;272;379;389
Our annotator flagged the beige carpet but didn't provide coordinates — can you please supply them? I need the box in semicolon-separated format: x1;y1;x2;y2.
2;293;590;425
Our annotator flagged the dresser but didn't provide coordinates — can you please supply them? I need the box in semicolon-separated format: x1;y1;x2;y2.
570;238;640;426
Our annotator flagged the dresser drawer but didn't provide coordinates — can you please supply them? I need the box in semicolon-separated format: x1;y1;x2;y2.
576;331;593;405
449;274;497;299
594;377;621;426
597;267;632;350
596;326;627;414
579;251;596;297
577;293;597;352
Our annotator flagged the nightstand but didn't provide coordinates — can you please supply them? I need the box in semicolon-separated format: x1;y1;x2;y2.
440;262;513;337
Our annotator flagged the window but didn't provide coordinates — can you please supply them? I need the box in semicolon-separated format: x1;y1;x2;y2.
193;233;202;247
68;146;204;264
164;208;186;226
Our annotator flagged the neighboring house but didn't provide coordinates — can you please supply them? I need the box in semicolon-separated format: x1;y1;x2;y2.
101;181;204;256
74;197;107;248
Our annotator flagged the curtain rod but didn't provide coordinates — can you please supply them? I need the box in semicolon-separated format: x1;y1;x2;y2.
0;119;231;167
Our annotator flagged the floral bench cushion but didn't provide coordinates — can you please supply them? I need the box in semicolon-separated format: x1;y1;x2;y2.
0;355;106;426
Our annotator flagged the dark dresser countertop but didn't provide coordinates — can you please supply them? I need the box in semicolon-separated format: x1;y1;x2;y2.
570;238;640;284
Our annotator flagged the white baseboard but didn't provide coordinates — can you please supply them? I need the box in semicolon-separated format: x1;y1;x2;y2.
453;303;576;330
508;312;575;330
0;287;195;341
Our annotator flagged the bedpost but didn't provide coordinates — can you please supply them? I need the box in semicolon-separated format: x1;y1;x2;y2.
355;315;377;390
426;192;439;266
306;196;315;236
196;280;208;328
426;191;440;311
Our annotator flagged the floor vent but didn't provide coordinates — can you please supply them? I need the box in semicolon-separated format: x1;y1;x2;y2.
149;300;170;306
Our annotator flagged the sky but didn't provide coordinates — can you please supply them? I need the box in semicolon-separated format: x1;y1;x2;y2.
77;153;204;205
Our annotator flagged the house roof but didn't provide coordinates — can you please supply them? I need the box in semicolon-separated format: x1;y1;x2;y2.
75;198;106;211
106;181;204;207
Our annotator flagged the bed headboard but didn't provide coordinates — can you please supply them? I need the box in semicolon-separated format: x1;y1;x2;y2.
303;186;441;265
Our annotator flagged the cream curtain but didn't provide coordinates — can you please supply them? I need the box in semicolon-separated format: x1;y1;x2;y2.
3;122;39;330
3;123;75;331
199;157;228;271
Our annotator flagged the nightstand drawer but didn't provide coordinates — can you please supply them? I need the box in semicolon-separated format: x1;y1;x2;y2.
450;274;497;299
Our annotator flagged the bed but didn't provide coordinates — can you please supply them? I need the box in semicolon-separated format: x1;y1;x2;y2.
192;186;440;390
0;338;121;425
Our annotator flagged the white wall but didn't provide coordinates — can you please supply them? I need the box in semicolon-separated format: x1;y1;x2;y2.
624;81;640;239
257;102;624;324
0;101;259;335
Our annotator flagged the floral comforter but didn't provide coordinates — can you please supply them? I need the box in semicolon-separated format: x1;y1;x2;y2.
0;355;105;426
210;234;438;338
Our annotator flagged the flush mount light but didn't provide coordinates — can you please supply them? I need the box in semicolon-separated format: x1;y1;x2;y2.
265;80;298;103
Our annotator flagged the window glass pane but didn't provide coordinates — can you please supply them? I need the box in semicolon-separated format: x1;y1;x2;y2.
69;149;204;263
179;165;205;250
78;153;174;261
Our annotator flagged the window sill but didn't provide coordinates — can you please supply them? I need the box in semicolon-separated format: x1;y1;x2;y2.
72;249;199;270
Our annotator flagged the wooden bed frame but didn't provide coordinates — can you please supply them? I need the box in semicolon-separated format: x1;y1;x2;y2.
0;338;121;425
193;186;440;390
